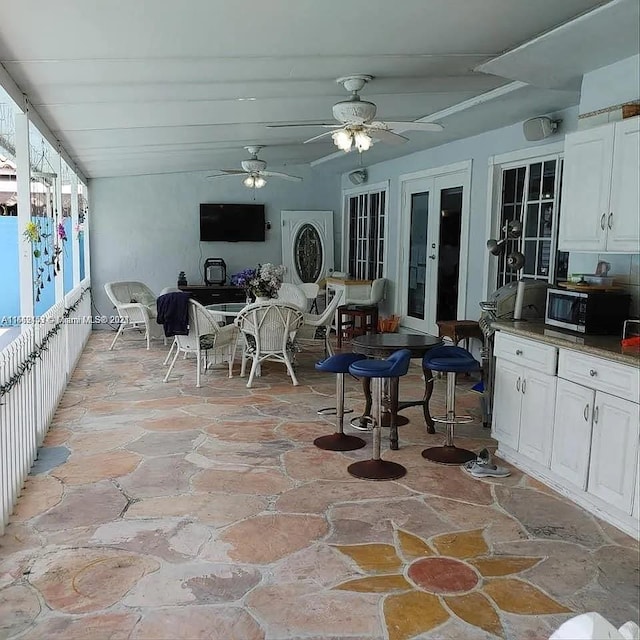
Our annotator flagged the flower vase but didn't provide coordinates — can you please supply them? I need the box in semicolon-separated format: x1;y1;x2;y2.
255;296;271;304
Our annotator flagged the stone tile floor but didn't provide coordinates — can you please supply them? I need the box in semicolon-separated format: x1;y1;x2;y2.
0;332;638;640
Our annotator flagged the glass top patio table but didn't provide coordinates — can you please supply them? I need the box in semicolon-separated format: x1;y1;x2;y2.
205;302;247;317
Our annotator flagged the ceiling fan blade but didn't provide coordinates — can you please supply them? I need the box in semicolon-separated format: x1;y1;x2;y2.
303;130;336;144
267;122;337;128
383;120;444;132
206;170;247;178
261;170;303;182
368;128;408;145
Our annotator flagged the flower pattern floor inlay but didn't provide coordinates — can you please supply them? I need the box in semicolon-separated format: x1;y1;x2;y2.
0;331;638;640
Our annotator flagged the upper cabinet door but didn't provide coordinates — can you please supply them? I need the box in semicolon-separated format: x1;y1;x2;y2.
608;118;640;252
558;124;614;252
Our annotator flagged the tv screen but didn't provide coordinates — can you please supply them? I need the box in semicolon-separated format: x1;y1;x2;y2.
200;203;266;242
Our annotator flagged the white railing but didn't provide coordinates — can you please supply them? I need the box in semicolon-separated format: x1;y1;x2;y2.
0;282;92;535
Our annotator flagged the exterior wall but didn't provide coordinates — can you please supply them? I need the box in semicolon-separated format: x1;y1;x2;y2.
89;167;341;320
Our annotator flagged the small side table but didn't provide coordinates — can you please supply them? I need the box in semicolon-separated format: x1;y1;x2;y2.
436;320;483;350
337;304;378;348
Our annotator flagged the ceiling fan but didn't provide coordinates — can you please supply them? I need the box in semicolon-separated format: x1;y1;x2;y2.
268;75;444;153
206;146;302;188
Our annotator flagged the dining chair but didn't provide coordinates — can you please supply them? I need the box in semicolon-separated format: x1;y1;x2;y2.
235;301;304;388
297;282;320;312
295;289;345;357
275;282;308;311
163;299;238;387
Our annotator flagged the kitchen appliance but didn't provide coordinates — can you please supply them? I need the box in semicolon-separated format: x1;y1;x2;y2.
545;288;630;334
478;280;549;427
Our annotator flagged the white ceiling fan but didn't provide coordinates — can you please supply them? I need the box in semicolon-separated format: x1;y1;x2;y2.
268;75;444;153
206;146;302;188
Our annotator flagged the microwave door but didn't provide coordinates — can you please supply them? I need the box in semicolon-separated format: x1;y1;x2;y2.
547;293;585;332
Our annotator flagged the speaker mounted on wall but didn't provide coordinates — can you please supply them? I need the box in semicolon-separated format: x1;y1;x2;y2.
523;116;561;141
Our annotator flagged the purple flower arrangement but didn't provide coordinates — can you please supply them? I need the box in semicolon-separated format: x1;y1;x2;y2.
231;263;285;298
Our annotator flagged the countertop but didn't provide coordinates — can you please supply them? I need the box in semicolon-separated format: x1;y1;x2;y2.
492;320;640;367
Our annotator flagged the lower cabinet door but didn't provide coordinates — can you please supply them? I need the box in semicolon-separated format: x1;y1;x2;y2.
492;358;522;450
518;368;557;467
588;392;640;513
551;379;594;490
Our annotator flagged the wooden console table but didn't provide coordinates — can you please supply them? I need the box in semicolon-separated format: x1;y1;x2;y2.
178;285;246;306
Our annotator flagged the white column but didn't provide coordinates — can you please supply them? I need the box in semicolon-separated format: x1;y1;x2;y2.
70;173;80;287
15;111;33;319
81;182;90;282
54;149;64;305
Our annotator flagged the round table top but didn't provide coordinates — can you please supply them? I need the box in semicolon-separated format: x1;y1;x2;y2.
352;332;443;358
205;302;247;317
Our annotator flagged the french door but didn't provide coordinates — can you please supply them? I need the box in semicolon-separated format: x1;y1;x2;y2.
399;167;469;335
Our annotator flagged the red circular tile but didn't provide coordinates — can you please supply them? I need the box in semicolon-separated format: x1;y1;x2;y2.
407;557;479;594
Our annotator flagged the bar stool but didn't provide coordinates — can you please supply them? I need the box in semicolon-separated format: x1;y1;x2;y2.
314;353;368;451
421;345;480;465
347;349;411;480
337;304;379;348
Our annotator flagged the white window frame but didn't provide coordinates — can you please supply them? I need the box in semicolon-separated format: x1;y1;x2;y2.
341;180;389;279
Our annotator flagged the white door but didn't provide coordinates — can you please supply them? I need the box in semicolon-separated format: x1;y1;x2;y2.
608;118;640;251
400;170;468;334
518;368;557;467
281;211;334;284
492;359;522;451
588;391;639;513
550;379;594;490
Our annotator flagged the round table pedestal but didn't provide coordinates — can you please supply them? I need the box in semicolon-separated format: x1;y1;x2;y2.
348;459;407;481
421;445;476;465
314;433;366;452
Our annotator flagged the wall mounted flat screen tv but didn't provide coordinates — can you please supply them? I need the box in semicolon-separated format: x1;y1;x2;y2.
200;203;265;242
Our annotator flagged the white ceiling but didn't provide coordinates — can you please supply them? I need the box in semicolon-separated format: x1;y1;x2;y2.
0;0;635;179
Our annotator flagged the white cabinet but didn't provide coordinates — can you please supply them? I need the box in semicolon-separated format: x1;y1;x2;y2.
492;333;557;466
559;118;640;252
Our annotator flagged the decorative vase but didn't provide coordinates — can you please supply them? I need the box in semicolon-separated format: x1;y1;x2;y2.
255;296;271;304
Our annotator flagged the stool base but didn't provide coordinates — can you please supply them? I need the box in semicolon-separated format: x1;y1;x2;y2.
314;433;366;451
350;414;409;429
421;445;476;465
348;459;407;480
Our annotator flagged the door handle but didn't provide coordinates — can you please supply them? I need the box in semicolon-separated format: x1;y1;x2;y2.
516;377;521;392
593;405;599;424
589;369;597;377
607;213;613;230
600;214;606;230
428;254;436;260
522;379;526;394
584;404;589;421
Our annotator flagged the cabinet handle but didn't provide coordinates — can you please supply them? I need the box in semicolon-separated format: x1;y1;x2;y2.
515;349;523;356
600;213;606;230
594;405;599;424
608;213;613;230
516;377;521;392
583;404;589;421
522;379;526;394
589;369;597;377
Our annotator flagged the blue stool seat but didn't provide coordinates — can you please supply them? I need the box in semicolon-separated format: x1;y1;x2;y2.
345;349;411;481
421;345;480;465
423;345;480;373
316;352;367;374
313;353;367;452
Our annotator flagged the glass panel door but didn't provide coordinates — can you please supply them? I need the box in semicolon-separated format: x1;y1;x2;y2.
407;191;429;320
436;187;462;322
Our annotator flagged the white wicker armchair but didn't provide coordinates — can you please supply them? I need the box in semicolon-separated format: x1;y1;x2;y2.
275;283;308;311
235;301;304;388
295;289;344;356
104;281;163;350
164;299;238;387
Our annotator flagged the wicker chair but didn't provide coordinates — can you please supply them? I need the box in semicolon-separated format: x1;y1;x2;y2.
275;282;308;311
163;299;238;387
295;289;344;357
235;301;304;388
104;281;163;350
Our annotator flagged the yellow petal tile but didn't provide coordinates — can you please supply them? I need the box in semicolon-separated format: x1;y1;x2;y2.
334;574;411;593
431;529;488;559
470;556;542;577
396;528;435;561
332;543;402;574
484;578;571;614
444;591;504;637
384;590;449;640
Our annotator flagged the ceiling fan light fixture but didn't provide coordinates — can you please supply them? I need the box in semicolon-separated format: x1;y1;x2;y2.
253;176;266;188
354;130;372;152
332;129;352;152
243;175;256;188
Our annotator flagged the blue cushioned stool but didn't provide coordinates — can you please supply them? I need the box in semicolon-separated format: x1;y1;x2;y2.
421;345;480;465
314;353;368;451
347;349;411;480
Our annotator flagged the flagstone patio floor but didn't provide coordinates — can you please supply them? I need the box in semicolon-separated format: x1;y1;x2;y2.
1;331;638;640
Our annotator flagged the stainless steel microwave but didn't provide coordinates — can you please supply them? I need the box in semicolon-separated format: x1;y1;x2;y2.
545;288;631;334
